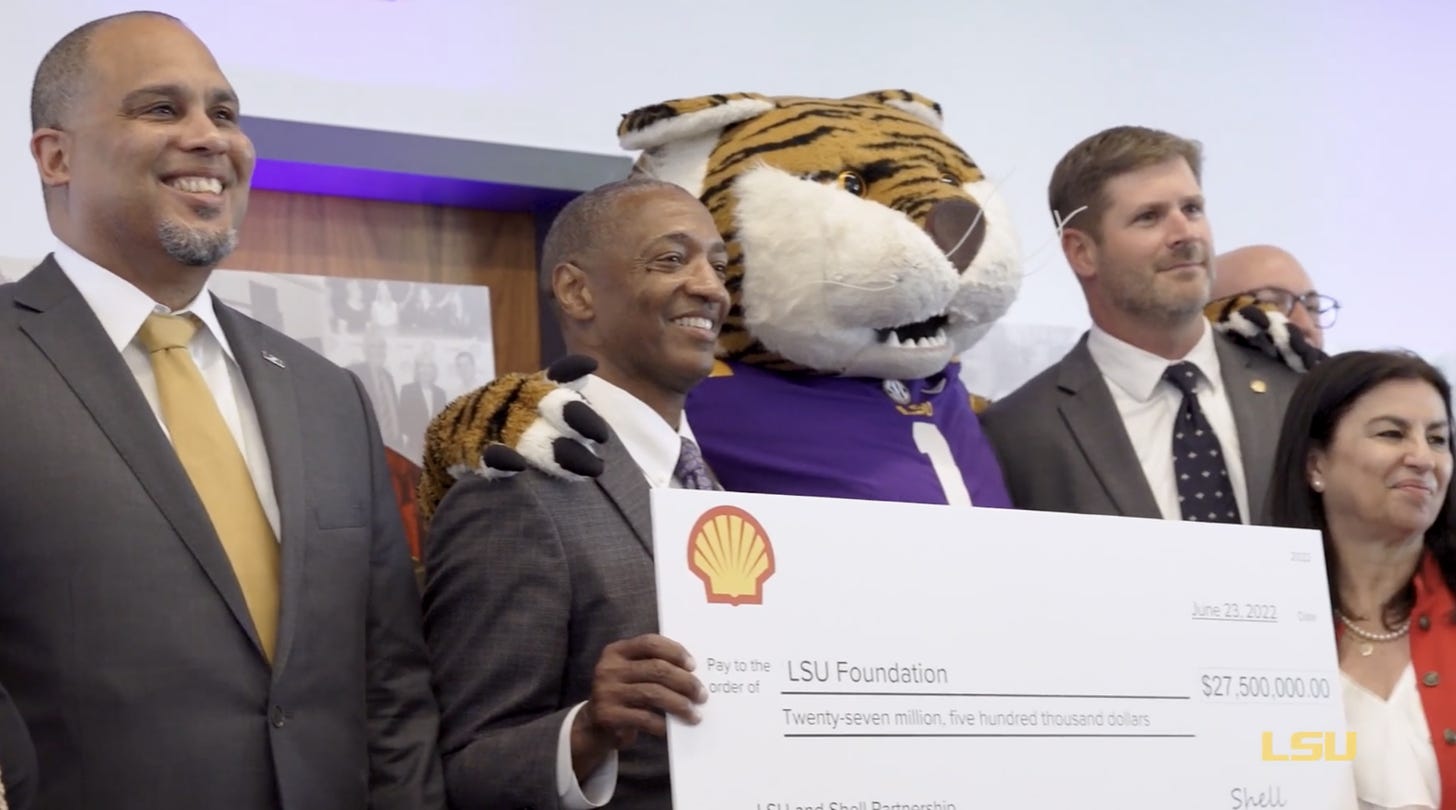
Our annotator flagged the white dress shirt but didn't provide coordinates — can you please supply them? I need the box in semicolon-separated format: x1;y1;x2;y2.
553;374;701;808
1085;320;1251;523
52;241;281;539
579;373;702;489
1343;664;1441;809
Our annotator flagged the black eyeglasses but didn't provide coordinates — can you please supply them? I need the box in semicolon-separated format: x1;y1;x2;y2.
1238;286;1341;329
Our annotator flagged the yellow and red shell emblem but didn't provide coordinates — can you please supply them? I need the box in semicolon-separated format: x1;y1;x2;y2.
687;506;775;605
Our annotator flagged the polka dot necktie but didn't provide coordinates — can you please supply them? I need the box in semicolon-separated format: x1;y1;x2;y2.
1163;361;1241;524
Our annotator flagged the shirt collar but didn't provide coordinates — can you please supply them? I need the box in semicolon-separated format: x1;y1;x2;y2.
52;240;237;361
578;374;695;489
1086;318;1223;402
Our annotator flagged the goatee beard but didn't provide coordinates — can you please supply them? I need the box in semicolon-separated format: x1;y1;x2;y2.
157;219;238;267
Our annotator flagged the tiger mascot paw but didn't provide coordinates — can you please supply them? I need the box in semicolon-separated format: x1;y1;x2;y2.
1205;294;1328;374
417;354;610;521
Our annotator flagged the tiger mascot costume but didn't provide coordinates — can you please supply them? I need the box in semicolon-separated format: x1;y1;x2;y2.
418;89;1021;517
415;91;1325;519
1205;293;1327;373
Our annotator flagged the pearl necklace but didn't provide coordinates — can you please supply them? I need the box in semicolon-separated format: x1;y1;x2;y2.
1338;611;1411;656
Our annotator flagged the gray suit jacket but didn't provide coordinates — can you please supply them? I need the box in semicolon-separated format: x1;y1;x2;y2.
0;257;444;810
423;436;669;810
980;331;1301;523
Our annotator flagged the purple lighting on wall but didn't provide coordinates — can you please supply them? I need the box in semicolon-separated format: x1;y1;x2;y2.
236;116;630;214
251;158;579;211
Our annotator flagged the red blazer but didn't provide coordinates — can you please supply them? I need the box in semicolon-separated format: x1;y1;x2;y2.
1341;552;1456;808
1409;552;1456;808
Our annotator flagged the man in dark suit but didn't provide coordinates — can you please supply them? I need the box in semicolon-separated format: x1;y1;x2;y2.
0;683;37;810
980;126;1300;523
348;329;402;449
422;177;730;809
399;354;448;460
0;12;443;809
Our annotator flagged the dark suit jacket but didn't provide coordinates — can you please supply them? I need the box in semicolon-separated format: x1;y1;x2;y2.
0;257;444;810
398;381;447;458
348;362;401;446
423;436;669;810
980;331;1300;522
0;683;36;810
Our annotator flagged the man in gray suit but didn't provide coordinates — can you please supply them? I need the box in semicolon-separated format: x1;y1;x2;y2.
0;12;443;809
422;177;730;809
980;126;1300;523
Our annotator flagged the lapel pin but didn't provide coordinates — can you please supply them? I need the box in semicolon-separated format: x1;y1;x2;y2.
1250;379;1267;394
262;351;286;369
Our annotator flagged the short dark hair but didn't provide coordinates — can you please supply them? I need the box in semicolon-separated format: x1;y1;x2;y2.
1267;349;1456;628
31;11;183;131
1047;125;1203;241
538;176;687;297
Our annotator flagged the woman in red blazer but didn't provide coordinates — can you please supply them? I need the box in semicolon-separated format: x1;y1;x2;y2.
1269;350;1456;809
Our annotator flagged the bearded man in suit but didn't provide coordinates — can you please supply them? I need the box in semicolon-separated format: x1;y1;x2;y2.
981;126;1300;524
0;12;442;809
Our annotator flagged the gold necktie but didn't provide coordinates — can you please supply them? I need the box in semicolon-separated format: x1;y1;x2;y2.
138;313;280;662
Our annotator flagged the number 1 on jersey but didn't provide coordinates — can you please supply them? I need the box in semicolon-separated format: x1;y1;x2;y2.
911;421;973;507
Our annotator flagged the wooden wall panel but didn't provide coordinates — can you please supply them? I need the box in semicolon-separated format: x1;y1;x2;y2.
228;190;540;374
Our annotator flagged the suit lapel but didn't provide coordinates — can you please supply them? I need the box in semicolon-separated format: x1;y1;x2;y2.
1215;335;1282;522
13;258;261;650
594;436;654;556
214;303;308;675
1054;337;1162;519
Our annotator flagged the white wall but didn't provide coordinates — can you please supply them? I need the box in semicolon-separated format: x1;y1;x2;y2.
4;0;1453;368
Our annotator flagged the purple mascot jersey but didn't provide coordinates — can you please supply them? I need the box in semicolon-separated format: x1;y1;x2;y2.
686;360;1013;508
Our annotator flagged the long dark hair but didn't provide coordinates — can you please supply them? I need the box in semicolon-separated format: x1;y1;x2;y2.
1266;350;1456;628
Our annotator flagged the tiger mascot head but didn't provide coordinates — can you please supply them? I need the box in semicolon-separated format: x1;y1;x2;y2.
414;90;1021;517
618;89;1020;382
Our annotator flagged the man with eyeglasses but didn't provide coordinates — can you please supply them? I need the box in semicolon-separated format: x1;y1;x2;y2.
1212;244;1338;349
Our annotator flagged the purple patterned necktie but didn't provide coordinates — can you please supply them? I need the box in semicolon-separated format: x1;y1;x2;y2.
674;436;720;491
1164;361;1242;523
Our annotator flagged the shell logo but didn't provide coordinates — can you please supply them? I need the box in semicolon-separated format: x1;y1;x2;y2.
686;506;775;606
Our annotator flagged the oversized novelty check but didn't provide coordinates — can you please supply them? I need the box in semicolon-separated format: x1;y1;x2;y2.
651;490;1358;810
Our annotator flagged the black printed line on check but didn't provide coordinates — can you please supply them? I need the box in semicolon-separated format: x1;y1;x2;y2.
783;733;1197;739
779;691;1189;699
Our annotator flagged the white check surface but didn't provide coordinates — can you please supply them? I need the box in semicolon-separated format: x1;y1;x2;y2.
652;489;1359;810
